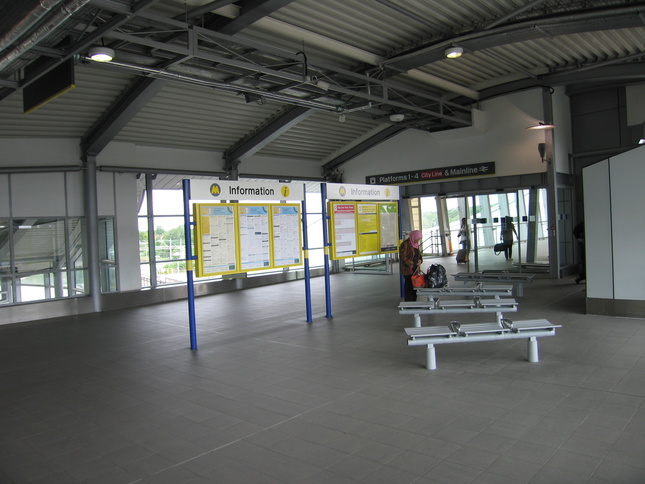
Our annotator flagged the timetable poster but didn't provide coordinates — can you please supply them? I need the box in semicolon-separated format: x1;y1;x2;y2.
330;202;357;259
379;202;399;253
238;205;271;270
356;203;379;256
194;204;238;276
272;205;302;267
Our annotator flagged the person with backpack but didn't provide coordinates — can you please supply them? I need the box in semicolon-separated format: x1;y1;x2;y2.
399;230;423;301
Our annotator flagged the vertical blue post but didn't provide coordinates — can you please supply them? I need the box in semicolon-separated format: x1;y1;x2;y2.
321;183;332;318
182;179;198;350
398;199;404;298
301;184;313;323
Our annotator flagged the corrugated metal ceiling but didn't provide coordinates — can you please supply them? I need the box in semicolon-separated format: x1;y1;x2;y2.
0;0;643;181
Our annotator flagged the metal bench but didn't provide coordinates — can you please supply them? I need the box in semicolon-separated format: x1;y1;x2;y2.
416;283;513;299
405;318;561;370
399;298;518;327
452;272;536;296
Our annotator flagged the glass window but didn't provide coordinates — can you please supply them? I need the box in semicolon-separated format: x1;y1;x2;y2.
99;218;117;293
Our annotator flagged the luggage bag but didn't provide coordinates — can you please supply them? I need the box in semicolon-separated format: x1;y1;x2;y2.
456;248;468;263
494;243;507;254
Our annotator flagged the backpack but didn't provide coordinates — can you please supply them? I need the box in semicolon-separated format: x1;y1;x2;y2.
426;264;447;288
411;271;427;288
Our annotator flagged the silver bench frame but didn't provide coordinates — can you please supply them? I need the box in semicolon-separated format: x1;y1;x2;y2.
416;283;513;299
405;319;561;370
453;272;536;296
399;298;518;327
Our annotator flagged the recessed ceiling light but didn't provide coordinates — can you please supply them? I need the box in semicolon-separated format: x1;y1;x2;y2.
88;46;115;62
445;46;463;59
526;122;556;130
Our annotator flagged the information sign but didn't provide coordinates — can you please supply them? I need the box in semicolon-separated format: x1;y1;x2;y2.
365;162;496;185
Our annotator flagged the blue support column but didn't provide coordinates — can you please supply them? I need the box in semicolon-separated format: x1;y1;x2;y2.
301;184;313;323
182;179;198;350
398;199;404;299
321;183;332;318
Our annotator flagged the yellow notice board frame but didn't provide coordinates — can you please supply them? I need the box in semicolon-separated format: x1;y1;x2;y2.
193;203;239;277
328;201;399;260
194;202;303;277
328;201;358;260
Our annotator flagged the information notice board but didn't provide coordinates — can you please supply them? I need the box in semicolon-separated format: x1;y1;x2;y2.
328;201;399;260
379;202;399;252
194;202;302;277
328;202;358;259
357;203;379;256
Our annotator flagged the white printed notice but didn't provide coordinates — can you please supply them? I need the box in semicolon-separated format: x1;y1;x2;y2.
379;202;399;253
196;204;237;275
331;203;357;258
272;205;302;267
239;205;270;270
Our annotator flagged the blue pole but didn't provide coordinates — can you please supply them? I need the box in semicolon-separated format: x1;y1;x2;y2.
301;184;313;323
398;199;404;299
321;183;332;318
182;179;198;350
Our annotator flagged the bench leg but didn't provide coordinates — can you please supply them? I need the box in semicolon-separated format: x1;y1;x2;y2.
426;344;437;370
414;314;421;328
527;336;539;362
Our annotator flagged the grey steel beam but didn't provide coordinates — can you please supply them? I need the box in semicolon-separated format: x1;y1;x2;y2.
383;5;645;73
224;106;314;169
321;125;407;176
81;76;168;157
207;0;296;34
475;62;645;103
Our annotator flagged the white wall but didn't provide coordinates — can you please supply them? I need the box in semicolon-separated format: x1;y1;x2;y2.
584;145;645;302
0;138;80;168
113;172;141;291
341;89;552;183
553;87;573;175
584;160;613;299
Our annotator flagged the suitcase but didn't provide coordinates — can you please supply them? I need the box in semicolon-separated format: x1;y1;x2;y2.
456;248;468;263
494;243;507;254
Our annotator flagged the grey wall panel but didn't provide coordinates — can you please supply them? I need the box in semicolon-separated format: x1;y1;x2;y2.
0;175;8;217
12;173;66;217
609;147;645;301
583;160;613;299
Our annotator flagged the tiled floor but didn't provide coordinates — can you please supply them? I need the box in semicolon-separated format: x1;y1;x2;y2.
1;257;644;483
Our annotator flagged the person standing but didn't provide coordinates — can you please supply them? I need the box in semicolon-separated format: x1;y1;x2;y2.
501;216;518;260
458;217;470;251
573;222;585;284
399;230;423;301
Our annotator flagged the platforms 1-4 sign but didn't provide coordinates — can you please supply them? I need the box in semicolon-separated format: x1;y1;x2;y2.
366;162;495;185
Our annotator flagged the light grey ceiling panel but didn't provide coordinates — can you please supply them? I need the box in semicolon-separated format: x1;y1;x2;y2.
0;0;643;177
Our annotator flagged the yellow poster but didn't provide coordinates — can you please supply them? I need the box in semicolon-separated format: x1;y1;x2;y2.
357;203;379;255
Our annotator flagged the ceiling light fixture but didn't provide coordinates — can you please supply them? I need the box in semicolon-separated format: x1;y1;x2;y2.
88;46;115;62
526;122;556;130
445;46;463;59
389;113;405;123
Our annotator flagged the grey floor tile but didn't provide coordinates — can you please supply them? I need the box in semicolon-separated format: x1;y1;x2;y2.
1;270;645;483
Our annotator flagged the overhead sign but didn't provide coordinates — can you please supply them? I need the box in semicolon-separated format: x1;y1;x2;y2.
366;161;496;185
190;180;304;201
326;182;399;200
